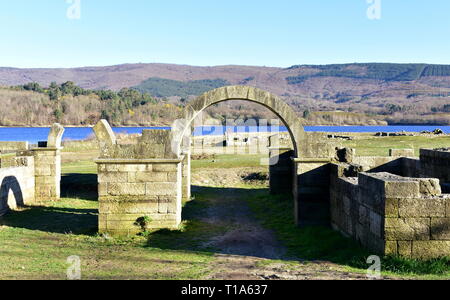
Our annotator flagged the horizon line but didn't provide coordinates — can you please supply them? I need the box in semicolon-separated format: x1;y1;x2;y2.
2;61;450;70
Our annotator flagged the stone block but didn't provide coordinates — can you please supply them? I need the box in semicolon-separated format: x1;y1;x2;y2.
385;198;399;218
35;176;56;185
100;201;159;214
35;166;52;176
105;164;120;172
412;241;450;259
399;198;446;218
389;149;415;157
98;172;128;183
385;218;430;241
385;241;398;255
167;172;179;182
159;202;168;214
108;183;146;196
153;164;178;172
135;171;167;183
98;183;108;197
167;200;179;214
118;164;150;172
431;218;450;240
335;148;355;163
146;183;177;196
398;241;412;258
419;179;442;196
384;181;420;198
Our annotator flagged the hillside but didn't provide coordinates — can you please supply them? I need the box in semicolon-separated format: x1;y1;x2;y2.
0;63;450;125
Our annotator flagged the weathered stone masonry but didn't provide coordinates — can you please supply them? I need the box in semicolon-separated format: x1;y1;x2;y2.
90;85;449;259
94;121;183;236
331;150;450;259
0;124;65;216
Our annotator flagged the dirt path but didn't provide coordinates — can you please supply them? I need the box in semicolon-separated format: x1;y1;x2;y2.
191;182;376;280
200;188;285;260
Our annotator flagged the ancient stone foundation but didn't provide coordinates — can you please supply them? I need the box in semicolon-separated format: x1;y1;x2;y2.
0;124;64;216
330;149;450;259
88;85;449;259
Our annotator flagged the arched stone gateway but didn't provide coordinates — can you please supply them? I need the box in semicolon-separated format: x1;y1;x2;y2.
172;86;307;157
94;86;336;236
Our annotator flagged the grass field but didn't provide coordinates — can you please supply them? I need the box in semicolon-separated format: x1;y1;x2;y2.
0;135;449;280
343;135;450;156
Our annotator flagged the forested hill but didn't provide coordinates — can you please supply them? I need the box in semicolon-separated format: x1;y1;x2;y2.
2;63;450;97
1;63;450;126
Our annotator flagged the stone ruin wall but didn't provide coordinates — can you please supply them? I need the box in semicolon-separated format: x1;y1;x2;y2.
0;156;35;216
0;124;65;216
330;149;450;259
94;122;184;236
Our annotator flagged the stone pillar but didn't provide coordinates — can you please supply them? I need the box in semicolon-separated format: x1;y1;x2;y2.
181;151;191;201
33;124;65;202
269;147;294;195
94;120;184;236
96;158;183;236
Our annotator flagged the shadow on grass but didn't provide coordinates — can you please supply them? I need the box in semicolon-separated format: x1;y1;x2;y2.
146;186;370;263
145;186;229;254
0;173;99;235
61;173;98;201
0;206;98;235
145;186;449;275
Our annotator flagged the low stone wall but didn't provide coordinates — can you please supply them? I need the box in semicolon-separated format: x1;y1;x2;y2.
401;157;421;178
352;156;402;174
330;165;385;253
0;141;29;153
421;149;450;184
0;156;35;216
330;164;450;259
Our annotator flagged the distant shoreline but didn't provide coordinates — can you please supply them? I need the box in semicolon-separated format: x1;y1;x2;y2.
0;124;449;128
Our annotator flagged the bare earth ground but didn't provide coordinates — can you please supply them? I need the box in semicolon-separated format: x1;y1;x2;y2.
190;169;378;280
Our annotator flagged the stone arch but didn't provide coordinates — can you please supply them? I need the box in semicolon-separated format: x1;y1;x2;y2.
173;85;306;157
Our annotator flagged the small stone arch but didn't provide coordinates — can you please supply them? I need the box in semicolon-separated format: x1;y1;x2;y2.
172;85;306;157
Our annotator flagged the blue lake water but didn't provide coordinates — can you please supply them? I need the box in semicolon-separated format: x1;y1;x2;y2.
0;125;448;144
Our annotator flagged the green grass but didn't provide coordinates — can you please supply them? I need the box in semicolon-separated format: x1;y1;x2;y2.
343;135;450;156
246;189;450;278
62;161;97;174
2;134;450;279
145;192;229;252
191;154;266;169
0;161;214;280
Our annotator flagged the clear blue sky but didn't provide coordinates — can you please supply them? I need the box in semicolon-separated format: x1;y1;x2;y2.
1;0;449;68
